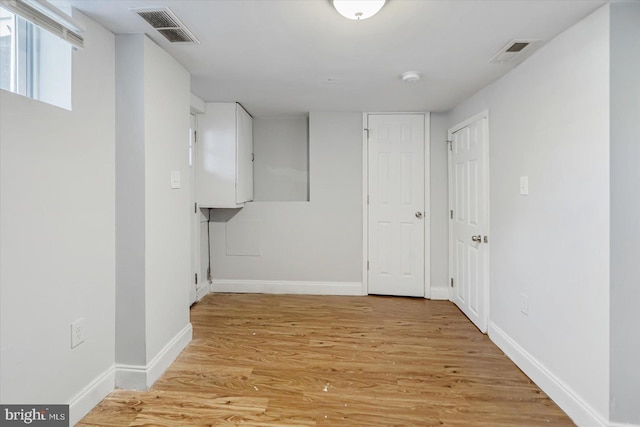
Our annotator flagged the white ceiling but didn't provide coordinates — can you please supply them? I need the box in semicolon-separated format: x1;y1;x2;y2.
61;0;606;116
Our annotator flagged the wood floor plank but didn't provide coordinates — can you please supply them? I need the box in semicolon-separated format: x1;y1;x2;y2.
78;294;574;426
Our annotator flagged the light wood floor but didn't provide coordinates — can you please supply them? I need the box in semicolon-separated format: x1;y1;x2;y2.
79;294;574;426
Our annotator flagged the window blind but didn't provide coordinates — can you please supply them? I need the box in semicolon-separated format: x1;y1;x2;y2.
0;0;84;48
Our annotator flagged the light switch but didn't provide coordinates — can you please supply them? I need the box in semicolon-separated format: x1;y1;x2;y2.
170;170;181;189
519;176;529;195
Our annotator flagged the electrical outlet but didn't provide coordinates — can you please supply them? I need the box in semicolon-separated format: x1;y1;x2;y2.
520;293;529;316
71;318;85;348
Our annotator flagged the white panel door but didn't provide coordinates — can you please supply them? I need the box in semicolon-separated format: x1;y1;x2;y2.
368;114;425;297
449;115;489;332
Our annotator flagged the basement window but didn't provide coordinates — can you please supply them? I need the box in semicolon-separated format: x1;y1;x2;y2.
0;2;78;110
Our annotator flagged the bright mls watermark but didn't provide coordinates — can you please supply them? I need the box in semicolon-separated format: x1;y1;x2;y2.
1;405;68;426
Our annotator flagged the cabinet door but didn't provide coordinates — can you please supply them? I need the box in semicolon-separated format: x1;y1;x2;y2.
236;104;254;204
197;102;237;207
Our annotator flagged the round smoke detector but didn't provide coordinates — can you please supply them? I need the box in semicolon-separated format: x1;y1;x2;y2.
401;71;420;83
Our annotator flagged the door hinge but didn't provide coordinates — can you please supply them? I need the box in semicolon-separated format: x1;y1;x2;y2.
447;140;452;151
195;203;198;213
451;278;454;288
450;210;453;219
364;128;370;139
195;273;198;285
367;195;369;205
194;130;197;143
367;261;370;270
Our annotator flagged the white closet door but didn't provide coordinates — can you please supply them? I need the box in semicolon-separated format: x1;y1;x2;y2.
368;114;425;297
450;116;489;332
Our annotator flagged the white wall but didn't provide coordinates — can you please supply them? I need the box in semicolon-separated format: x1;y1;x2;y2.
429;113;450;299
0;7;116;418
253;115;309;202
446;5;610;425
209;110;450;297
210;112;362;291
142;36;191;361
115;33;147;367
610;2;640;424
115;34;191;385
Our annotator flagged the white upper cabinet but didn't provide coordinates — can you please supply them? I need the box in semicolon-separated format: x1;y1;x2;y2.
197;102;254;208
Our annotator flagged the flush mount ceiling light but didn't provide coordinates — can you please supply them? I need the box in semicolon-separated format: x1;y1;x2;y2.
401;71;420;83
332;0;386;20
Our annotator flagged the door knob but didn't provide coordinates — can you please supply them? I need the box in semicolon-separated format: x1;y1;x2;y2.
471;235;482;242
415;211;423;219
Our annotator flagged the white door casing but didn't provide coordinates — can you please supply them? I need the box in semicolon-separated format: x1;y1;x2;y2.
448;112;490;332
367;113;426;297
190;113;198;304
190;113;208;303
236;104;254;204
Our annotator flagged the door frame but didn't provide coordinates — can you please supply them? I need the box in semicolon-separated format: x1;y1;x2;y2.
447;110;491;330
189;113;200;304
362;112;431;297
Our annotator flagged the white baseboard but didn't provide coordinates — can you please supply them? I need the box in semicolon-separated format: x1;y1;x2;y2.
195;282;210;301
68;365;115;426
488;322;609;427
609;423;640;427
212;279;364;296
428;287;450;300
115;363;147;390
115;323;192;390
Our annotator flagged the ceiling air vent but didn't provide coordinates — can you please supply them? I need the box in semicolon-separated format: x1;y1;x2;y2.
132;7;199;43
490;39;538;64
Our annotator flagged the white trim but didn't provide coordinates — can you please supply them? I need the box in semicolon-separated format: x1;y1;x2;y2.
609;422;640;427
190;112;200;305
190;93;205;114
448;110;490;135
429;287;450;300
115;363;147;391
488;322;609;427
195;282;210;301
362;113;369;296
211;279;363;296
447;110;491;331
146;323;192;387
362;112;430;298
424;112;431;298
68;365;115;425
115;323;192;390
447;124;453;302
